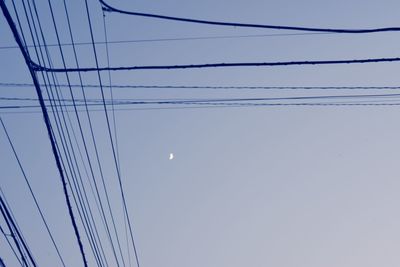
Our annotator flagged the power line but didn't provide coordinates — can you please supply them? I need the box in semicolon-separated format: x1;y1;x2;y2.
2;82;400;90
27;0;108;263
84;0;141;265
0;189;37;267
3;91;400;107
0;117;66;266
2;101;400;115
100;0;400;34
27;0;111;264
47;0;125;265
103;10;130;267
0;32;337;50
31;56;400;73
0;214;24;266
0;2;88;266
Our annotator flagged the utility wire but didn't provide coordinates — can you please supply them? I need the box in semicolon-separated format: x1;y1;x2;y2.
84;0;141;266
103;11;131;267
31;56;400;73
3;91;400;107
28;0;108;263
0;2;88;266
0;117;66;266
25;0;109;264
0;32;336;50
0;222;24;266
100;0;400;34
2;82;400;90
47;0;125;265
2;101;400;115
60;1;131;265
0;190;37;266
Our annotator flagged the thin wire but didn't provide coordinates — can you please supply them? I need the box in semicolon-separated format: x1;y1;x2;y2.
0;189;37;266
3;82;400;90
22;2;100;266
0;201;29;267
0;117;66;266
61;1;134;266
25;0;107;264
0;32;336;50
0;2;88;266
3;91;400;108
0;187;36;266
84;1;141;266
3;101;400;115
0;215;24;266
47;0;125;265
103;11;131;267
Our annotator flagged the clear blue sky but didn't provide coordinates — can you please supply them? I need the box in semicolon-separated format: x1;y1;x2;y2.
1;0;400;266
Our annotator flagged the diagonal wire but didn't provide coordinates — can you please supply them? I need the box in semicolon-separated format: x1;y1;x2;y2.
0;1;88;266
84;0;141;266
0;117;66;266
103;11;131;267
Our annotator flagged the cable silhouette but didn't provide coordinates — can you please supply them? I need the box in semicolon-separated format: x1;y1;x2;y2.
3;101;400;116
3;82;400;90
0;32;337;50
0;2;88;266
0;223;24;266
103;10;131;267
0;117;66;266
23;0;107;264
99;0;400;34
44;0;126;265
0;190;37;267
31;56;400;73
3;91;400;107
61;1;130;265
84;0;141;265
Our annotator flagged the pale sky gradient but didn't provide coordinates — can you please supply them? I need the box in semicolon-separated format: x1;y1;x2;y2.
1;0;400;266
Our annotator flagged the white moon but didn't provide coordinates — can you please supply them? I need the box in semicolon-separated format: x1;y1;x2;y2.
169;153;174;160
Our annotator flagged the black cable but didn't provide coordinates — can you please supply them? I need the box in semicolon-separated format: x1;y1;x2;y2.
24;0;107;264
10;0;30;57
18;2;103;264
100;0;400;34
33;1;112;265
3;101;400;115
0;2;88;266
48;1;130;265
0;117;66;266
0;204;29;267
103;11;130;267
3;91;400;107
31;56;400;73
0;187;37;266
3;82;400;90
84;1;141;266
0;215;24;266
0;191;37;266
60;1;129;266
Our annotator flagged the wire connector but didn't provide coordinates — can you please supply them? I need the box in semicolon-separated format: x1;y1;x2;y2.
101;6;112;12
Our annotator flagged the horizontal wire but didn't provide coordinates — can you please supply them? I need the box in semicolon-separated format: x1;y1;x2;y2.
0;32;335;50
2;101;400;115
1;91;400;105
2;82;400;90
100;0;400;34
31;56;400;73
